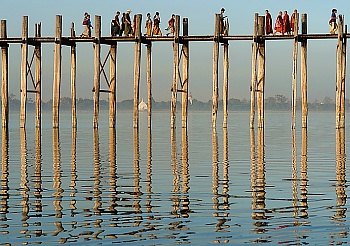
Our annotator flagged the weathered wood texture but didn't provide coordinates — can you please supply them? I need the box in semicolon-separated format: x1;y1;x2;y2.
147;43;152;128
301;14;307;128
1;20;8;130
93;16;101;128
35;23;42;128
291;13;299;129
171;15;180;129
336;15;346;129
182;18;189;129
52;15;62;128
250;13;258;129
133;14;142;128
212;14;220;128
20;16;28;128
70;22;77;128
109;44;117;128
257;16;265;129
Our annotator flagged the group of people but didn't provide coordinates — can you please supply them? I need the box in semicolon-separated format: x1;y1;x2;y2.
265;9;298;36
109;11;175;37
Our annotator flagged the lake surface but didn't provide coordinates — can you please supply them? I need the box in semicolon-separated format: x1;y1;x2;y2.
0;110;348;245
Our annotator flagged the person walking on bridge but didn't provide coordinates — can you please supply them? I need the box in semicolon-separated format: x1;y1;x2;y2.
330;8;338;34
81;12;93;37
152;12;162;36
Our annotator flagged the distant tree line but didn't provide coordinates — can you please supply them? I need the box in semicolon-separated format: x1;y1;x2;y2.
3;94;350;111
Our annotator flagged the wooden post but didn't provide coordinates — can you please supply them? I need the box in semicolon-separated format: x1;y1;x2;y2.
301;14;308;128
52;15;62;128
222;40;229;128
291;13;299;129
146;43;152;129
257;16;265;129
70;22;77;128
133;14;142;129
93;15;101;128
250;13;258;129
20;16;28;128
336;15;346;129
171;15;180;129
212;14;220;128
182;17;189;129
109;42;117;128
340;25;347;128
35;23;42;129
1;20;8;130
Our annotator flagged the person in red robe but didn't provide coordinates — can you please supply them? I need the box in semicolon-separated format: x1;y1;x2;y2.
290;9;297;34
283;11;291;35
265;10;273;35
274;11;283;35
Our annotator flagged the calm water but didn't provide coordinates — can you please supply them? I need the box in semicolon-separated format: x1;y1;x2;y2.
0;110;348;245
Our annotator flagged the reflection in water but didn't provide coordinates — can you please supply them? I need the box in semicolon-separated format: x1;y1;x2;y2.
334;128;346;219
169;127;190;237
181;127;190;218
70;128;77;217
0;127;9;230
20;129;29;229
300;128;308;219
52;128;64;236
108;128;117;214
34;127;43;237
171;128;180;216
93;128;102;216
146;127;153;213
133;128;141;225
212;127;230;243
291;128;299;218
250;128;268;238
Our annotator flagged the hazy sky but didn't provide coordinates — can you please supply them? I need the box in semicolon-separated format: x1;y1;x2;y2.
1;0;350;102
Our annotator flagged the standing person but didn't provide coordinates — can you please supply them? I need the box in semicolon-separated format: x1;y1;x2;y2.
290;9;297;34
330;8;338;34
282;11;291;35
152;12;162;36
265;10;273;35
120;12;125;36
165;14;175;36
274;11;283;35
124;10;132;36
220;8;227;35
111;11;120;36
81;12;93;37
145;12;153;36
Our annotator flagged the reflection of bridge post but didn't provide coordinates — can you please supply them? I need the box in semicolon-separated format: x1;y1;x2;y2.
212;127;231;239
170;128;180;216
291;128;299;218
34;128;43;218
334;128;346;220
20;129;29;226
250;127;267;232
93;128;102;216
222;127;229;213
300;128;308;218
108;128;117;213
146;127;153;213
0;127;9;222
212;128;219;213
181;127;190;218
70;128;77;217
133;128;141;225
52;128;64;236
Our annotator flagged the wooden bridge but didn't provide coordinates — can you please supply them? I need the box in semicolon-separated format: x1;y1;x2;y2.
0;13;347;132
